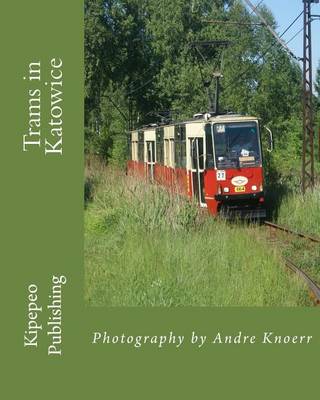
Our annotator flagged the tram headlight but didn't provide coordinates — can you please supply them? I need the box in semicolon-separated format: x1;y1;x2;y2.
223;187;229;193
251;185;257;191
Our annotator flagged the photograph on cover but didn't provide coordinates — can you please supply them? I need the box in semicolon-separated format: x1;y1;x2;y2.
84;0;320;307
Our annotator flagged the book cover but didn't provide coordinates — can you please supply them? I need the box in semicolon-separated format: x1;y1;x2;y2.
3;0;319;398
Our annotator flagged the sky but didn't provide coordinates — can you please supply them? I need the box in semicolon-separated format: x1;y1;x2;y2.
251;0;320;82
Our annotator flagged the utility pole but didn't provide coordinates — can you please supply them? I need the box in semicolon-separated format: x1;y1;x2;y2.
213;72;222;115
302;0;318;193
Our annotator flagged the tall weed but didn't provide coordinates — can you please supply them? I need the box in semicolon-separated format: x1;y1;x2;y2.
85;164;310;307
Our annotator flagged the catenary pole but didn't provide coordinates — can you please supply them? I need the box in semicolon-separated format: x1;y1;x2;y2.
302;0;318;193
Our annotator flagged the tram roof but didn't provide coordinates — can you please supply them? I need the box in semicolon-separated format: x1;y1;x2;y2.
131;114;259;133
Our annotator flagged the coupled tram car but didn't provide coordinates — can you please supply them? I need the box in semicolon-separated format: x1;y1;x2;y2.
127;113;272;219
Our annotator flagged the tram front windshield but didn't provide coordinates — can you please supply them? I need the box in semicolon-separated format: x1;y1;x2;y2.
214;122;261;168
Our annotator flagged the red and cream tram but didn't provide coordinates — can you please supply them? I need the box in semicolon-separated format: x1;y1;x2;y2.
127;113;269;219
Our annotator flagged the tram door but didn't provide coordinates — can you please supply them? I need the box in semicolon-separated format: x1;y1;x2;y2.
190;138;206;207
146;141;155;181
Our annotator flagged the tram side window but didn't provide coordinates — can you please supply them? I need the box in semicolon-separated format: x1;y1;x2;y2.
138;141;144;162
128;140;132;160
181;140;186;167
175;140;181;167
205;123;214;169
147;141;155;163
137;131;144;162
174;125;186;168
156;142;164;164
198;138;204;169
156;128;164;165
180;126;186;168
170;139;175;167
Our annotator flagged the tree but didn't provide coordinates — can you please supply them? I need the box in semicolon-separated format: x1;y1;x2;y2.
84;0;303;181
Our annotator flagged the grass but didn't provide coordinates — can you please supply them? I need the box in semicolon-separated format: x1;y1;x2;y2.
274;187;320;284
277;187;320;237
84;159;310;307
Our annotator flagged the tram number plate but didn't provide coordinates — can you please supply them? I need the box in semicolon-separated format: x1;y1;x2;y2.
216;170;226;181
235;186;245;192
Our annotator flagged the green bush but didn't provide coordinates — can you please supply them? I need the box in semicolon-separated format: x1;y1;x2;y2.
277;187;320;237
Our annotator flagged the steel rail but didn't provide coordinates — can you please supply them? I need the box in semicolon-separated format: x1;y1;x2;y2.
285;258;320;305
264;221;320;243
264;221;320;305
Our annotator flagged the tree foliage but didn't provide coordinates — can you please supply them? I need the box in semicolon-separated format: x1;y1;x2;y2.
85;0;308;181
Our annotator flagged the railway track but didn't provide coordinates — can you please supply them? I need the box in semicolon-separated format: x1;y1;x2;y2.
264;221;320;244
264;221;320;306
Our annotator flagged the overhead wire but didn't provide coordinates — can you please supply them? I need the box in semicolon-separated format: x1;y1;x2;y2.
243;0;300;60
223;8;305;91
282;6;318;47
127;76;156;96
280;10;304;37
101;94;128;122
181;1;265;111
125;1;266;102
286;27;304;46
213;1;264;75
249;0;264;16
105;1;306;119
127;62;158;89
